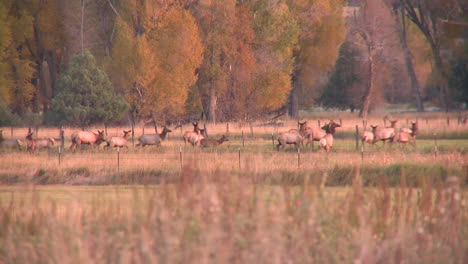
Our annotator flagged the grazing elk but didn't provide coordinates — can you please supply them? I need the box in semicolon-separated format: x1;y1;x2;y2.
392;121;419;147
0;129;25;149
277;130;303;150
136;126;172;147
106;130;132;148
26;131;55;151
200;135;229;148
372;120;398;146
318;121;341;151
70;130;106;150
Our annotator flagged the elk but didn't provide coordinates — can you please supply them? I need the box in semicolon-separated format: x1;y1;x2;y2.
361;130;375;146
106;130;132;148
372;120;398;145
200;135;229;147
189;128;208;146
0;129;25;149
183;122;200;145
26;131;55;151
288;121;325;147
318;121;341;151
392;121;419;146
277;130;303;150
70;130;105;150
137;126;172;147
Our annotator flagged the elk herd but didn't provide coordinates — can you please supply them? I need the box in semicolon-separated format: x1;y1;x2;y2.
0;119;418;153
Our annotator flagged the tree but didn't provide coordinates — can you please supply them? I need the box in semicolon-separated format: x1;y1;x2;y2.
106;2;203;123
46;51;128;127
352;0;386;119
398;0;460;110
288;0;345;118
384;0;424;111
320;41;362;110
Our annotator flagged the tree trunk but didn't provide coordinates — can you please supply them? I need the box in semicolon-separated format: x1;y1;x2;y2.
398;11;424;112
359;47;374;119
288;69;300;119
207;87;217;123
289;87;299;119
430;42;449;111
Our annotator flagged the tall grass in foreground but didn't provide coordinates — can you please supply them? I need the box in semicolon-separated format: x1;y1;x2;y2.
0;166;467;263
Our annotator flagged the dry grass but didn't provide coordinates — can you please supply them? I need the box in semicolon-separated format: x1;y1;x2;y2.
0;170;467;263
0;113;467;262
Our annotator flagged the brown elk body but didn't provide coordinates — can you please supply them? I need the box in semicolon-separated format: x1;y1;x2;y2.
318;121;341;151
392;121;418;146
362;131;375;145
189;128;207;146
70;130;105;150
0;130;25;149
372;120;398;145
200;135;229;147
295;121;326;145
277;130;303;150
106;130;132;148
26;132;55;151
137;126;172;147
183;122;200;145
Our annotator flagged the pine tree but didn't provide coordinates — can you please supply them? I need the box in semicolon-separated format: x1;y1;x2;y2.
47;51;128;126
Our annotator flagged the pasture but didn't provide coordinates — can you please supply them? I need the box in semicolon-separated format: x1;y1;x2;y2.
0;112;467;263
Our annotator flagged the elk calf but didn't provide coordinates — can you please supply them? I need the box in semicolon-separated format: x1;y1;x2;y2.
200;135;229;147
183;122;200;145
106;130;132;148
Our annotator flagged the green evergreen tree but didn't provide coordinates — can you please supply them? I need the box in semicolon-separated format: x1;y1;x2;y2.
46;51;128;127
320;41;361;110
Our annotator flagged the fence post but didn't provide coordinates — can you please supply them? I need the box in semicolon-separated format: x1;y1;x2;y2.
104;123;108;136
434;133;438;159
131;122;135;148
297;148;301;169
60;128;65;149
355;125;359;151
242;130;245;147
58;146;61;166
447;117;450;127
10;127;13;137
361;145;364;162
226;122;230;136
35;126;39;137
238;148;241;169
117;146;120;172
179;146;183;169
271;133;275;147
318;120;321;128
249;122;253;137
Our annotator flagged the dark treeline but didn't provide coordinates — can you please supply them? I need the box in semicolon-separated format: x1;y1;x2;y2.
0;0;466;126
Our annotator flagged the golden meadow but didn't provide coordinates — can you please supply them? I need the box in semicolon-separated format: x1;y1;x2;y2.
0;112;467;263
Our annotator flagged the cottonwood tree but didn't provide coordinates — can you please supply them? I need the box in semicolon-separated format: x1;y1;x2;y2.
352;0;385;119
398;0;460;110
288;0;345;118
106;1;203;123
384;0;424;112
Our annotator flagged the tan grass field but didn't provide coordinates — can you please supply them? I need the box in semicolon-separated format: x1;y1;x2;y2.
0;113;467;262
